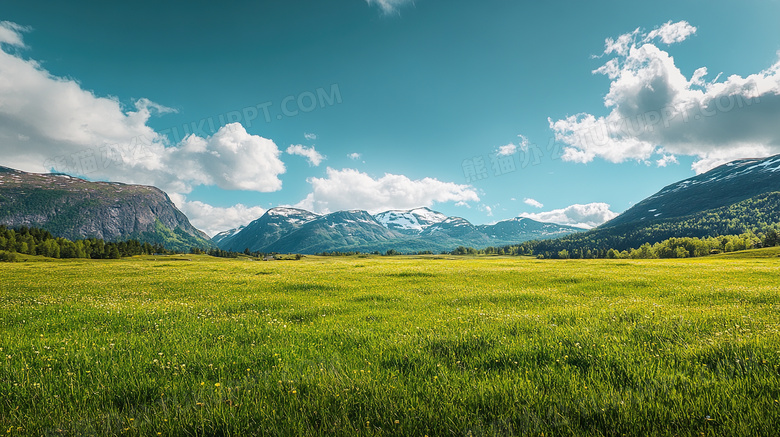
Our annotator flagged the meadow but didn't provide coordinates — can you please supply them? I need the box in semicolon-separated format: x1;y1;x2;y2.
1;252;779;436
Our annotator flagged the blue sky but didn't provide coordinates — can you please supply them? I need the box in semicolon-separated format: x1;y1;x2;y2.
2;0;780;236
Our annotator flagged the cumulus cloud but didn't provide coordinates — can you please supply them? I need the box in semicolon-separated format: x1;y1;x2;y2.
519;203;618;229
524;198;544;208
348;152;362;160
168;194;266;237
295;167;479;213
172;124;286;192
0;22;286;193
552;20;780;173
286;144;324;166
365;0;415;14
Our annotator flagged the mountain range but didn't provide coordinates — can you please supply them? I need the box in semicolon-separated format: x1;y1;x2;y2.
214;207;583;254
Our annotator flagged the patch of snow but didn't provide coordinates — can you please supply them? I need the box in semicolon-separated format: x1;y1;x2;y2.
408;207;447;224
374;208;447;232
225;227;244;237
214;226;245;241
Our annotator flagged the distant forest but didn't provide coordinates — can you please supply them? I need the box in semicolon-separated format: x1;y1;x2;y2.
469;230;778;259
0;226;168;261
0;226;250;262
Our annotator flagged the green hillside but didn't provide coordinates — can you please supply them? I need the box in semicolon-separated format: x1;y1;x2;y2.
509;192;780;257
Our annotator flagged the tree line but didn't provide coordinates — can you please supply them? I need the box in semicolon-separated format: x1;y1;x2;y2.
454;228;778;259
0;226;172;261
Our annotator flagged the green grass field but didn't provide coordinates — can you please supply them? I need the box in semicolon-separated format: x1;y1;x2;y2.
1;252;779;436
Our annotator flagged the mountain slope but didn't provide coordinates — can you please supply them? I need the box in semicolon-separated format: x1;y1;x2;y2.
512;154;780;256
0;166;212;251
603;156;780;228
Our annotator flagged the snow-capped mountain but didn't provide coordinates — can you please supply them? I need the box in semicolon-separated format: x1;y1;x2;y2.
374;207;448;234
218;207;321;253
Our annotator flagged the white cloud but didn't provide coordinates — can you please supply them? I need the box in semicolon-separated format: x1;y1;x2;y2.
495;135;530;157
645;21;697;45
171;124;286;192
524;198;544;208
365;0;415;14
600;21;694;58
295;167;479;213
0;22;286;193
656;154;678;167
169;193;265;237
304;132;317;141
603;28;640;57
496;143;517;156
553;21;780;174
348;152;362;160
519;203;618;229
286;144;324;166
0;21;30;48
